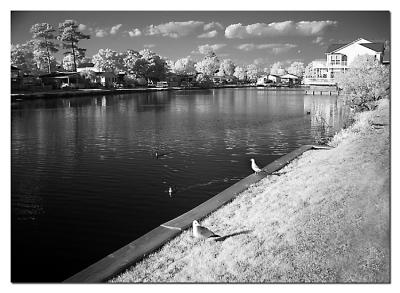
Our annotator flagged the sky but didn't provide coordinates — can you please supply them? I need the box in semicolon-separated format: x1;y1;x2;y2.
11;11;390;68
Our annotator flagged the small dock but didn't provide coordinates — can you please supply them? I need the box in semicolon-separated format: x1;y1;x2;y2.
305;90;339;96
305;86;339;96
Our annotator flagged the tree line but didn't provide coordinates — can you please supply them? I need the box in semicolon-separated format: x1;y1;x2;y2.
11;20;307;82
12;20;90;74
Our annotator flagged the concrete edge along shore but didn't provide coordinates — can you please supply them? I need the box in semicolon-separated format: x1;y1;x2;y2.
64;144;332;283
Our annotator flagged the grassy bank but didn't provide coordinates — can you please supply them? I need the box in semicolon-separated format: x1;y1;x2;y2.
110;98;390;283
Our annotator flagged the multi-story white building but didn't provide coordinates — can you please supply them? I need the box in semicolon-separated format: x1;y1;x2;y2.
305;38;386;86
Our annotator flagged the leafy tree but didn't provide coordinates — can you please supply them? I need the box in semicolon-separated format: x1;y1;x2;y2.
30;23;59;73
270;62;286;76
32;48;58;73
11;42;36;74
217;59;236;76
57;20;90;71
335;54;390;111
11;41;57;75
286;61;305;78
165;59;175;73
173;57;197;75
79;69;97;85
195;74;214;88
195;50;220;76
63;50;87;71
304;62;314;78
139;49;169;81
92;49;124;73
233;66;246;81
122;49;141;71
246;64;259;81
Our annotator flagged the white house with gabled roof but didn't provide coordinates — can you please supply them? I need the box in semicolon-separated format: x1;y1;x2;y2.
305;38;387;86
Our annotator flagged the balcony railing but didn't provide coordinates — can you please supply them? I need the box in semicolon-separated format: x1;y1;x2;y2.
304;78;337;86
328;61;348;67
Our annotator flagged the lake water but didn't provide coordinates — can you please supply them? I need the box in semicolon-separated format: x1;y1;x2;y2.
11;88;349;282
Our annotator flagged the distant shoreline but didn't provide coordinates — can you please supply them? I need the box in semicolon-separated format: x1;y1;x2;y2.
11;85;307;101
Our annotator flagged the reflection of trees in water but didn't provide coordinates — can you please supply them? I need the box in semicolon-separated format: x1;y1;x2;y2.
306;96;350;144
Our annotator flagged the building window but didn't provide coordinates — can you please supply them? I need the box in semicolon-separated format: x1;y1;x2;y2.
342;55;347;66
330;54;342;65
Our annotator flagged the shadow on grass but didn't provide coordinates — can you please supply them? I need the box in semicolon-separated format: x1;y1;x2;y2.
215;230;253;242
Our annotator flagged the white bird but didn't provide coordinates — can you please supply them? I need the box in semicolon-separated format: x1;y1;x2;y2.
192;220;220;240
250;158;263;173
168;187;173;196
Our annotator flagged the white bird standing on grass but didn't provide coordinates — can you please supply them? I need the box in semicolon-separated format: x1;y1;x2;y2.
250;158;263;173
192;220;220;240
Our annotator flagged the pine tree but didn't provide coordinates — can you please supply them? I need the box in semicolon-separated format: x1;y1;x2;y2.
57;20;90;72
30;23;59;73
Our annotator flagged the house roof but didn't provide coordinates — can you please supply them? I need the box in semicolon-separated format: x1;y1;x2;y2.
40;71;80;78
326;41;384;54
280;73;299;79
77;62;94;68
359;42;384;52
325;43;346;53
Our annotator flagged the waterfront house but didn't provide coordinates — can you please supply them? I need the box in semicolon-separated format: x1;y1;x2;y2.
305;38;387;86
76;63;118;87
256;75;272;86
76;62;96;72
256;75;268;86
256;74;285;86
212;75;238;85
95;72;117;87
11;66;23;90
268;74;281;84
280;73;300;87
40;71;85;89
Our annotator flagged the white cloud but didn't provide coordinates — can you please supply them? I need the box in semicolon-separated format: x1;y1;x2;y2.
271;44;298;54
95;29;108;38
146;21;204;38
110;24;123;35
253;57;269;65
128;28;142;37
296;21;337;35
198;30;218;38
78;24;87;31
237;43;256;51
144;44;155;48
237;43;298;54
312;36;325;45
198;43;226;54
225;20;337;38
204;22;224;31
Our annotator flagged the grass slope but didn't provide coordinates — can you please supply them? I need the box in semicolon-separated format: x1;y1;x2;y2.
110;99;390;283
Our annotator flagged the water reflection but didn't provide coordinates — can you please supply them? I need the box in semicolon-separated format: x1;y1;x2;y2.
11;88;348;281
304;95;349;143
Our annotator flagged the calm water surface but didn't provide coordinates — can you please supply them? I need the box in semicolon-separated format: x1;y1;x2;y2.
11;88;348;282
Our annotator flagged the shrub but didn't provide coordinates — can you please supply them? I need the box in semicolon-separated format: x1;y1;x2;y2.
335;55;389;111
196;74;214;88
